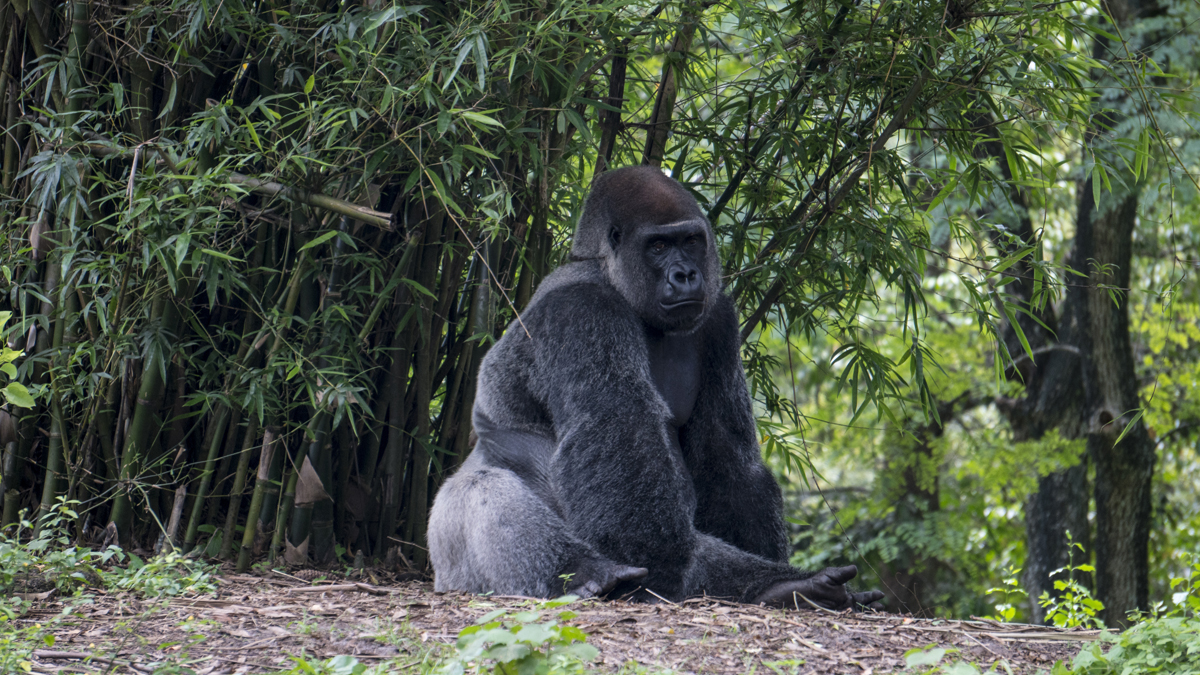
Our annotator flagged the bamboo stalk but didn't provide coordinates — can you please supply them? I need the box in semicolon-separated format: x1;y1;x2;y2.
205;406;244;528
219;414;260;559
80;136;395;231
181;406;231;552
288;218;350;563
64;0;89;125
237;426;276;571
270;458;300;563
2;489;17;530
0;439;16;528
230;173;393;230
332;422;354;549
34;397;67;537
163;485;187;552
109;289;190;537
402;208;447;568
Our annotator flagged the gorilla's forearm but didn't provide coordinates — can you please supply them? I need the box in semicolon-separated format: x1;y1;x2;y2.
684;297;791;561
532;288;700;596
685;533;816;603
692;462;790;561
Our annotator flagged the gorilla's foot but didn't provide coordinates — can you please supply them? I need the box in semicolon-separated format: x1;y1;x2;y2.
753;565;885;611
563;559;648;599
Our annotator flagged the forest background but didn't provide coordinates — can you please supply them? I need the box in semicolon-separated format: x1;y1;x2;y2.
0;0;1198;631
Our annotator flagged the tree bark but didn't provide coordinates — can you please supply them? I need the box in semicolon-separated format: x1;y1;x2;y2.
1075;183;1154;626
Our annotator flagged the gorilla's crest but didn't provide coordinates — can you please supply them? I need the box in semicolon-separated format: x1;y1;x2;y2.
571;166;707;260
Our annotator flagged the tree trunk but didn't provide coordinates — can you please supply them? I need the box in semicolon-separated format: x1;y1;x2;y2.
1074;184;1154;626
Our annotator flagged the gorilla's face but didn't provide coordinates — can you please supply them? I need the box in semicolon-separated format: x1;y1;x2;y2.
608;218;711;333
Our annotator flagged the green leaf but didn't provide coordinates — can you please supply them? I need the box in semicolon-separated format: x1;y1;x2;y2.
200;248;242;262
1112;408;1145;447
445;38;473;91
156;79;177;120
926;173;960;213
304;73;315;95
461;144;500;159
365;5;427;32
904;646;948;668
401;278;437;299
300;231;340;252
459;111;504;128
2;382;35;408
474;32;488;89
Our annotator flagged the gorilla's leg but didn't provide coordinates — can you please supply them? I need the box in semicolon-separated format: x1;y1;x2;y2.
428;454;646;598
684;534;883;610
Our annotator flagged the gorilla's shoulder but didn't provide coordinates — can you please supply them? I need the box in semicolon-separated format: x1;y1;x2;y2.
525;262;632;323
529;260;607;299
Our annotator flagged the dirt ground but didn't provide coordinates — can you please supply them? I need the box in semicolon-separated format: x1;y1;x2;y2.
18;570;1100;674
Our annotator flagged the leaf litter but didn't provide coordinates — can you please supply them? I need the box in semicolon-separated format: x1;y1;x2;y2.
18;569;1100;674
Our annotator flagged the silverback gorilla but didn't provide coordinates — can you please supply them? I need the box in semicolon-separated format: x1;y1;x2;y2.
428;166;884;610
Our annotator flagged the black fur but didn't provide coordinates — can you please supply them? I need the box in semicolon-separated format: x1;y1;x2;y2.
429;167;883;609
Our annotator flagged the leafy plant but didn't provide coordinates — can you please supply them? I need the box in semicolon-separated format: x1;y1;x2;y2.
0;498;122;606
903;644;1013;674
0;311;35;408
440;596;599;675
1057;554;1200;674
1038;533;1105;629
108;551;219;598
986;566;1029;623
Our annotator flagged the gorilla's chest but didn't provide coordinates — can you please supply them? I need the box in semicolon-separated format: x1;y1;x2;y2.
646;330;701;428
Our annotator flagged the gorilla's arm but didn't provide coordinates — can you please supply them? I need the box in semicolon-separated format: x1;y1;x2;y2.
684;296;790;562
530;284;697;599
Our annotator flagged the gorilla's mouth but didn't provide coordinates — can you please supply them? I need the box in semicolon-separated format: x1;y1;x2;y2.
660;299;705;312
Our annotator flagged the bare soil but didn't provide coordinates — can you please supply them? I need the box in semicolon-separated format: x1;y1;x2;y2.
19;570;1099;674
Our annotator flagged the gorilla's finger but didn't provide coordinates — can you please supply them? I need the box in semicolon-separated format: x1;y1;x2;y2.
616;565;650;582
852;590;885;608
821;565;859;585
594;565;649;596
575;580;603;599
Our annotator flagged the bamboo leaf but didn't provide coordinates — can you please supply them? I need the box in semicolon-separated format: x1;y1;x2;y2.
300;230;340;252
200;248;242;262
1113;408;1146;447
445;38;473;91
459;110;504;128
474;32;488;89
365;5;427;32
156;79;177;120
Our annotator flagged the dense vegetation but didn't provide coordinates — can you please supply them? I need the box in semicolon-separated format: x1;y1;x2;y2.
1;0;1198;632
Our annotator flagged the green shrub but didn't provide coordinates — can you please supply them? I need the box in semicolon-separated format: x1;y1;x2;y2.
0;498;122;615
107;551;219;598
1057;555;1200;674
439;596;600;675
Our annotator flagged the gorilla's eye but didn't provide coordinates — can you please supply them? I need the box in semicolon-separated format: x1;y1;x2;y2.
651;240;668;253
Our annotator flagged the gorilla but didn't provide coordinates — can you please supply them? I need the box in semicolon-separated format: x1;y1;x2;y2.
428;166;883;610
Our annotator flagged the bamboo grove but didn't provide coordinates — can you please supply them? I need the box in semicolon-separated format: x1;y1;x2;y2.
0;0;1134;572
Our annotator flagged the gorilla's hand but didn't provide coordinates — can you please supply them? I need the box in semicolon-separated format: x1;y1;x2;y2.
753;565;885;611
568;562;649;599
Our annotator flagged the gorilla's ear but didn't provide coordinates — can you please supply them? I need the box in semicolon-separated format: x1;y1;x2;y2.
608;227;621;250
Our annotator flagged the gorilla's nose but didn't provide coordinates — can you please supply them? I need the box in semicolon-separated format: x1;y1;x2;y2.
666;264;704;303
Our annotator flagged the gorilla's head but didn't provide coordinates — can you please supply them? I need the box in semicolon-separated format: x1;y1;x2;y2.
572;167;720;333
